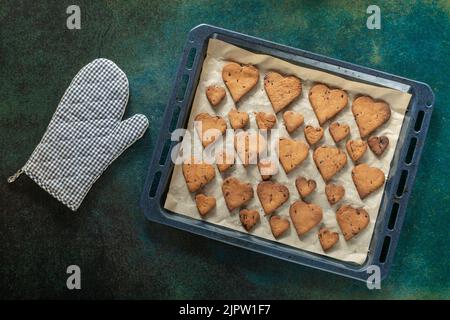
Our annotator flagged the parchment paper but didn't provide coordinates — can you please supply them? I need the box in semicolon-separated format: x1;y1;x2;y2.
164;39;411;264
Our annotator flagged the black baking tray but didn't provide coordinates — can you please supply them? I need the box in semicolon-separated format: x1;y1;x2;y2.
140;24;434;282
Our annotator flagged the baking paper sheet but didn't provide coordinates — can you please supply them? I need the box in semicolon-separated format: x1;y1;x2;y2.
164;39;411;264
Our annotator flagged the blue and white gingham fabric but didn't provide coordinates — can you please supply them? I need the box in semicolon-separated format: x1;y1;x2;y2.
21;59;148;211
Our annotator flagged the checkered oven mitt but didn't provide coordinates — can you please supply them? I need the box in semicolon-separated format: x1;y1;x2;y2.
8;59;148;211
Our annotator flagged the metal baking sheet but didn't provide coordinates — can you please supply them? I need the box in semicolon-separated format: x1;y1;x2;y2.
140;24;434;282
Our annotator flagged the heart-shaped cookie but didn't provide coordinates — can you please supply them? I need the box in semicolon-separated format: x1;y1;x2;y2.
182;157;216;192
195;194;216;216
283;111;304;133
295;177;316;198
346;139;368;162
255;112;276;130
368;136;389;156
304;125;324;146
352;164;385;199
264;71;302;113
318;227;339;251
278;138;309;174
257;181;290;215
239;209;260;231
222;62;259;102
269;215;290;238
216;148;234;173
258;158;278;180
313;146;347;181
194;113;227;147
309;84;348;125
234;131;267;166
329;122;350;143
325;183;345;205
336;205;370;240
352;96;391;138
289;200;323;236
222;177;254;211
228;108;249;129
206;85;226;106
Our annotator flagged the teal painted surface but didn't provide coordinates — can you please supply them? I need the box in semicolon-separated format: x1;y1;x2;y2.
1;0;449;299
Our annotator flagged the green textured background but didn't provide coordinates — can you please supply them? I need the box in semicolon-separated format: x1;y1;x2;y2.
1;0;449;299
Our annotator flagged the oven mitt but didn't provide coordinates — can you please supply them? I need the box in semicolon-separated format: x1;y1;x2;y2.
7;58;149;211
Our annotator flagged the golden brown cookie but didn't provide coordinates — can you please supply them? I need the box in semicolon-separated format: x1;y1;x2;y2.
255;112;277;130
309;84;348;125
264;71;302;113
234;131;267;166
194;113;227;147
351;164;385;199
205;85;226;106
222;177;254;211
304;125;324;146
289;200;323;236
318;227;339;251
368;136;389;156
239;209;260;231
295;177;316;198
352;96;391;139
329;122;350;143
278;138;309;174
195;194;216;216
313;146;347;182
257;181;290;215
182;158;216;192
216;148;234;173
346;139;368;162
222;62;259;102
336;205;370;240
269;215;290;238
228;108;249;130
258;158;278;180
283;111;304;133
325;183;345;205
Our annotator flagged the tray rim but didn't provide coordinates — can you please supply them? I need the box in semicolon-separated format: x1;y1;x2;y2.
140;24;435;282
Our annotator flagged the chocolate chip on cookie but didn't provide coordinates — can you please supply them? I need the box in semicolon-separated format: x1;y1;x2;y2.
257;181;290;215
264;71;302;113
336;205;370;240
222;62;259;103
309;84;348;125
